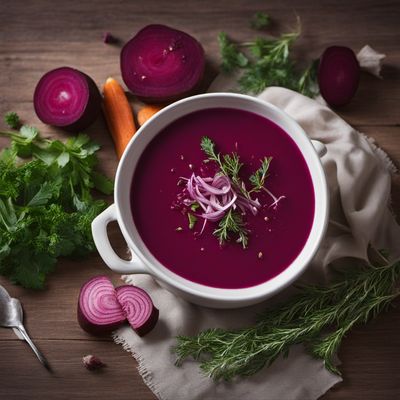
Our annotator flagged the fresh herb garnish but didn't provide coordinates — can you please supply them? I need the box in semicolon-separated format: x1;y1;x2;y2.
218;17;319;97
250;12;270;30
188;213;197;229
4;111;21;129
201;137;243;188
174;252;400;380
213;209;249;249
190;203;200;212
249;157;272;192
175;138;283;248
0;113;113;289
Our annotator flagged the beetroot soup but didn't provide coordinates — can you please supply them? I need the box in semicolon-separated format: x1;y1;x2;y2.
131;108;315;289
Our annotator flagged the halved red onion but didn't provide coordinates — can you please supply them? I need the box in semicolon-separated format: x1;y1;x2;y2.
34;67;102;131
120;24;205;102
116;285;159;337
78;276;126;335
318;46;360;107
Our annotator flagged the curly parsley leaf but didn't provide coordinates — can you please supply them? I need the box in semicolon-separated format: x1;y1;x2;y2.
4;112;21;129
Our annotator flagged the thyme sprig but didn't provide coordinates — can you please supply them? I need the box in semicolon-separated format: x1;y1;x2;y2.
174;255;400;380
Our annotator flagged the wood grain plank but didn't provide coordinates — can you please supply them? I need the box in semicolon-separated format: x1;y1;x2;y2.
1;0;399;126
0;340;153;400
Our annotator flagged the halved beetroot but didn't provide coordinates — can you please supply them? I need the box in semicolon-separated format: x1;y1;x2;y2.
116;285;159;337
34;67;102;131
78;276;159;337
78;276;126;335
120;24;205;102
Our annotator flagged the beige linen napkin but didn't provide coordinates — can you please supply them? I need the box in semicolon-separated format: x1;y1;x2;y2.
113;87;400;400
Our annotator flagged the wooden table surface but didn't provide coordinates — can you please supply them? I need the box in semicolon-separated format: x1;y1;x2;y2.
0;0;399;399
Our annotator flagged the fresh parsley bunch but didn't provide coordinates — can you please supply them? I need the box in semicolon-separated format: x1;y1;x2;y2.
0;114;113;289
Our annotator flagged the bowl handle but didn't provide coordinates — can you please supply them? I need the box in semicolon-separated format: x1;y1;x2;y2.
311;140;327;157
91;204;149;274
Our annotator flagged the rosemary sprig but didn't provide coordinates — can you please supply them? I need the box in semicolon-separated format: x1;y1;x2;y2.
174;256;400;380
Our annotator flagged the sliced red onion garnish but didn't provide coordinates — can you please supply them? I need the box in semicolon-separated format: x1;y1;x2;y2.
263;187;286;209
116;286;159;337
179;171;284;229
78;276;126;335
186;173;240;222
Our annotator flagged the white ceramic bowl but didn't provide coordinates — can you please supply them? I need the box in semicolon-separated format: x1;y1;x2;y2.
92;93;329;309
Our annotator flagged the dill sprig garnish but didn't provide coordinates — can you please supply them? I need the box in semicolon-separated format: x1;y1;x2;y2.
201;136;243;190
249;156;272;192
213;209;249;249
174;254;400;380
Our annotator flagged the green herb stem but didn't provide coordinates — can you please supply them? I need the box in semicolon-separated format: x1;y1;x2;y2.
174;256;400;380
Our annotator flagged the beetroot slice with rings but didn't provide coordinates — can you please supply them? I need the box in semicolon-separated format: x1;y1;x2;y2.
115;285;159;337
34;67;102;131
78;276;126;335
120;24;205;102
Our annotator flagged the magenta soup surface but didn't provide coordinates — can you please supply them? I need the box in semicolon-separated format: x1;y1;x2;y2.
130;108;315;289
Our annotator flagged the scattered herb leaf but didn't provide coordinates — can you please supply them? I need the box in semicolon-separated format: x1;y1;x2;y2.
4;112;21;129
190;203;200;212
188;213;197;229
250;12;270;30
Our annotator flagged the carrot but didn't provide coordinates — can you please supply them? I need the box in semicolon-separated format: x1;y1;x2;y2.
137;104;163;126
102;77;136;159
